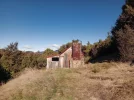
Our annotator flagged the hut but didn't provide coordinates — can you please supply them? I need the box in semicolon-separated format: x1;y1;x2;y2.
46;42;84;69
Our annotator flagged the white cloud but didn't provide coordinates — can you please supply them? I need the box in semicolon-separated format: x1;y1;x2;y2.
52;44;60;48
42;44;60;51
23;45;33;49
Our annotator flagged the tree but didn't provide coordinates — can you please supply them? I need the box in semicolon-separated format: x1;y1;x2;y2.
58;42;72;54
43;48;58;58
126;0;134;7
112;0;134;36
111;0;134;61
0;42;48;82
115;25;134;61
5;42;18;52
87;41;91;46
72;39;79;43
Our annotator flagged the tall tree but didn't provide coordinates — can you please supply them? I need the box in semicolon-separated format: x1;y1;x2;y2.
115;25;134;61
112;0;134;61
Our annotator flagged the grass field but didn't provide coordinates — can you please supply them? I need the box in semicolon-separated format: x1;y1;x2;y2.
0;62;134;100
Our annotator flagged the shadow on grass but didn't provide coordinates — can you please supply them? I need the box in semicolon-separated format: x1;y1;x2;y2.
0;65;11;84
89;53;119;63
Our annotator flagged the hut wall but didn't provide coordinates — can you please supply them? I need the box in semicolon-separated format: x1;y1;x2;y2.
59;56;64;68
46;56;59;69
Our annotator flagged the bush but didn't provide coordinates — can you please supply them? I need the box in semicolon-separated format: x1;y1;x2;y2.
89;36;117;61
0;43;47;78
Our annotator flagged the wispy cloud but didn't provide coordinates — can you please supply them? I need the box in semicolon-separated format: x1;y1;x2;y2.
42;44;60;51
52;44;60;48
23;45;33;49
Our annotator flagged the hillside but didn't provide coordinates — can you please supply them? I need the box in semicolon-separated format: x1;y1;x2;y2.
0;62;134;100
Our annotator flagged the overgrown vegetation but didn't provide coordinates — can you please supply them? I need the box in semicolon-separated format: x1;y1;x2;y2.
82;35;118;63
0;42;59;83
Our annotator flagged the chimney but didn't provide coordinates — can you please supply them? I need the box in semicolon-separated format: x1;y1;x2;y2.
72;41;82;60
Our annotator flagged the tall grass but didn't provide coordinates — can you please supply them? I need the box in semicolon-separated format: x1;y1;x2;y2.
0;62;134;100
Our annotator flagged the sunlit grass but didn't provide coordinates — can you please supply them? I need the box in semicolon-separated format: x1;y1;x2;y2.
0;62;134;100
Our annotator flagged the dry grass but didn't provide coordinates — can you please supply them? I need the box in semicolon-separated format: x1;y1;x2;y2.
0;62;134;100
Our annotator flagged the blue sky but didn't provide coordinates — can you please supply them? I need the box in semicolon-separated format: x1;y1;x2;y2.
0;0;125;52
